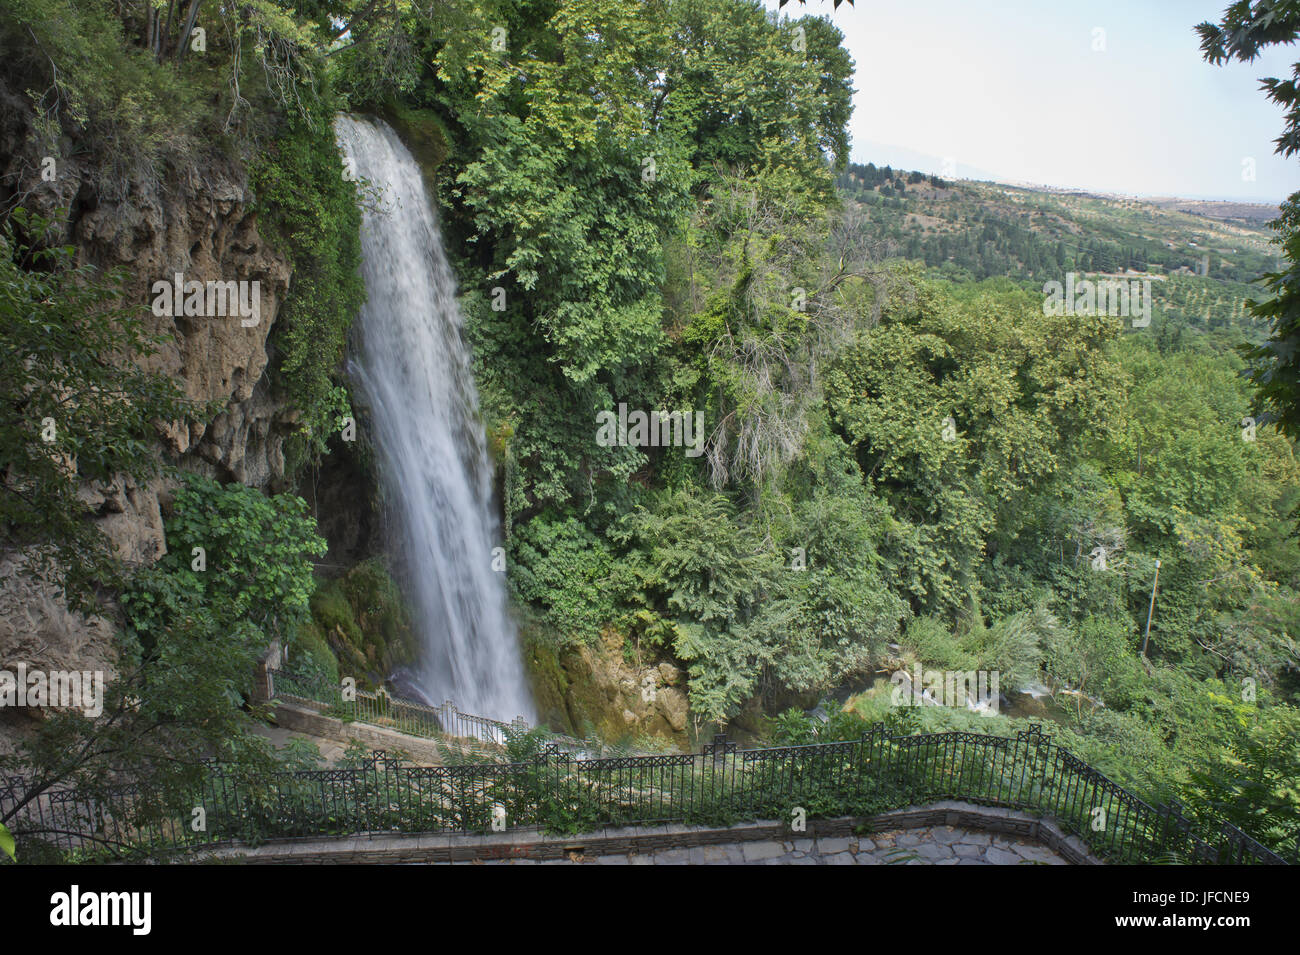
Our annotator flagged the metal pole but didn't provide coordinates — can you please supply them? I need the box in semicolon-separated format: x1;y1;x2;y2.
1141;559;1161;659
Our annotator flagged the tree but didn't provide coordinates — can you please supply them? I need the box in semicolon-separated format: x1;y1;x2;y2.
1188;695;1300;855
121;474;326;646
0;608;277;860
681;166;872;494
824;279;1125;616
611;488;788;723
2;475;325;860
421;0;854;513
1198;4;1300;437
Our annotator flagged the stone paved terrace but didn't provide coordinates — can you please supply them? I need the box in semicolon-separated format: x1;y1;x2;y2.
202;802;1098;865
468;826;1067;865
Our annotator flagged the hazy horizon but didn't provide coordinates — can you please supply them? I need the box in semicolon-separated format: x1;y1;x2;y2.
765;0;1300;204
849;138;1286;205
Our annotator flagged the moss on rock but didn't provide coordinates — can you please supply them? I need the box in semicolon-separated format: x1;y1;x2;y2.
378;102;450;195
523;624;691;749
295;558;418;688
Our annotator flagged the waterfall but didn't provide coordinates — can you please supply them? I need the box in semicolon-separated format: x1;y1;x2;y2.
334;115;534;725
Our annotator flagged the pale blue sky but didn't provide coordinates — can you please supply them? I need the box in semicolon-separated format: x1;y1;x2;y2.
764;0;1300;202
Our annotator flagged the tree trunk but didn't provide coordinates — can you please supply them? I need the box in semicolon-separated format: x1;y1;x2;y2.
176;0;202;63
157;0;176;63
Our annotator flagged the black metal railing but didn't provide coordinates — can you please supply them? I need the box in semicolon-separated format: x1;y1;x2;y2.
270;668;527;746
1;724;1290;864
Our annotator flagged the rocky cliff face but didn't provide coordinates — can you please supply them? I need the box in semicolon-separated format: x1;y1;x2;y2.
527;631;691;748
0;80;297;671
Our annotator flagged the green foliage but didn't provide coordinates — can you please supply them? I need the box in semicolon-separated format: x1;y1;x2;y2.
607;471;904;722
772;707;819;746
297;558;416;686
0;0;208;196
0;0;387;195
426;0;696;510
288;613;340;689
508;514;617;644
1091;340;1300;675
825;278;1126;615
902;616;976;671
249;109;365;471
0;211;194;608
1199;3;1300;439
612;488;785;722
3;471;332;858
122;473;326;645
1043;615;1143;710
416;0;854;512
678;166;855;492
1187;698;1300;854
1050;708;1185;802
768;481;907;691
966;605;1054;692
900;604;1056;693
1;579;291;860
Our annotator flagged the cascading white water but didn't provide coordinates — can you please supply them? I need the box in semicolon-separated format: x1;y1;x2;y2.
334;115;534;725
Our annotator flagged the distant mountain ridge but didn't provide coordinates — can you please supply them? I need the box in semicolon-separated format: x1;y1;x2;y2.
1000;181;1278;225
850;142;1284;219
837;160;1279;286
1143;197;1278;225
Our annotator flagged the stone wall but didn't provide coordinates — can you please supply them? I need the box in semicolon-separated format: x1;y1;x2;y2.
266;700;448;765
197;801;1103;865
527;631;690;746
0;75;298;684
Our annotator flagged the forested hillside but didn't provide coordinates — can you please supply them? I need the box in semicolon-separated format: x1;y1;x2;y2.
0;0;1296;862
432;2;1299;852
836;162;1279;285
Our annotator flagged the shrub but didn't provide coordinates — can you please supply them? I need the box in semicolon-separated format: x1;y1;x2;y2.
249;108;365;473
901;616;976;671
300;559;417;686
509;514;617;644
122;474;326;645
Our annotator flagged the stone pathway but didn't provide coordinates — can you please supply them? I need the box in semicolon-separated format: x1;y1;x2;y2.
252;722;349;764
468;825;1068;865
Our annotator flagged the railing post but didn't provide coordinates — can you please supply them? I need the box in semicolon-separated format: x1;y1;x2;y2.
534;743;556;825
365;750;384;835
1216;821;1239;865
1158;798;1190;861
701;733;736;818
1012;724;1048;808
1033;724;1051;808
703;733;735;763
252;641;282;704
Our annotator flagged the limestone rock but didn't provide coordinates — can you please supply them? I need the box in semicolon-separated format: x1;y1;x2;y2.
527;634;693;747
0;554;118;683
0;77;300;682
